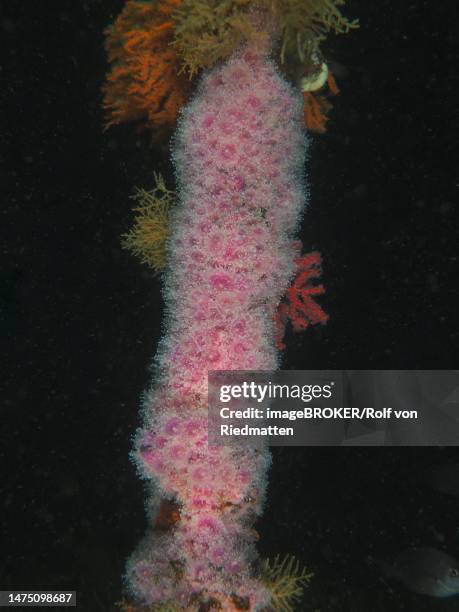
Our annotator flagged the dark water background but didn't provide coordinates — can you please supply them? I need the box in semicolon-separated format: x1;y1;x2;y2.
2;0;458;609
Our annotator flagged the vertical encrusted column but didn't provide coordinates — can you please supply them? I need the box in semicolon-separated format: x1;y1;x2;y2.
126;42;308;610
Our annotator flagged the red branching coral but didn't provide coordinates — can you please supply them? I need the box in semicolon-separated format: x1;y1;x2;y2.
102;0;191;134
275;251;329;350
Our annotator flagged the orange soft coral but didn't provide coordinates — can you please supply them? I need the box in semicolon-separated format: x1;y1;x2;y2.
303;70;340;133
275;251;328;350
102;0;191;134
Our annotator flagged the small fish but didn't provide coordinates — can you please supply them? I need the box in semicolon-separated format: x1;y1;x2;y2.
380;547;459;597
426;463;459;498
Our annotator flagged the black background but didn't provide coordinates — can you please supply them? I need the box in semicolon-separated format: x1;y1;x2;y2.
2;1;458;610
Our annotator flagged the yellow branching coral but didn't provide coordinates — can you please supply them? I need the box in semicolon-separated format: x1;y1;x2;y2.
103;0;191;134
122;173;175;272
274;0;358;66
171;0;357;77
261;554;314;612
171;0;267;77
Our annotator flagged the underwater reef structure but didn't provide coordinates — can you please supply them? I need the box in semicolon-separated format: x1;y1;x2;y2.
104;1;356;609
